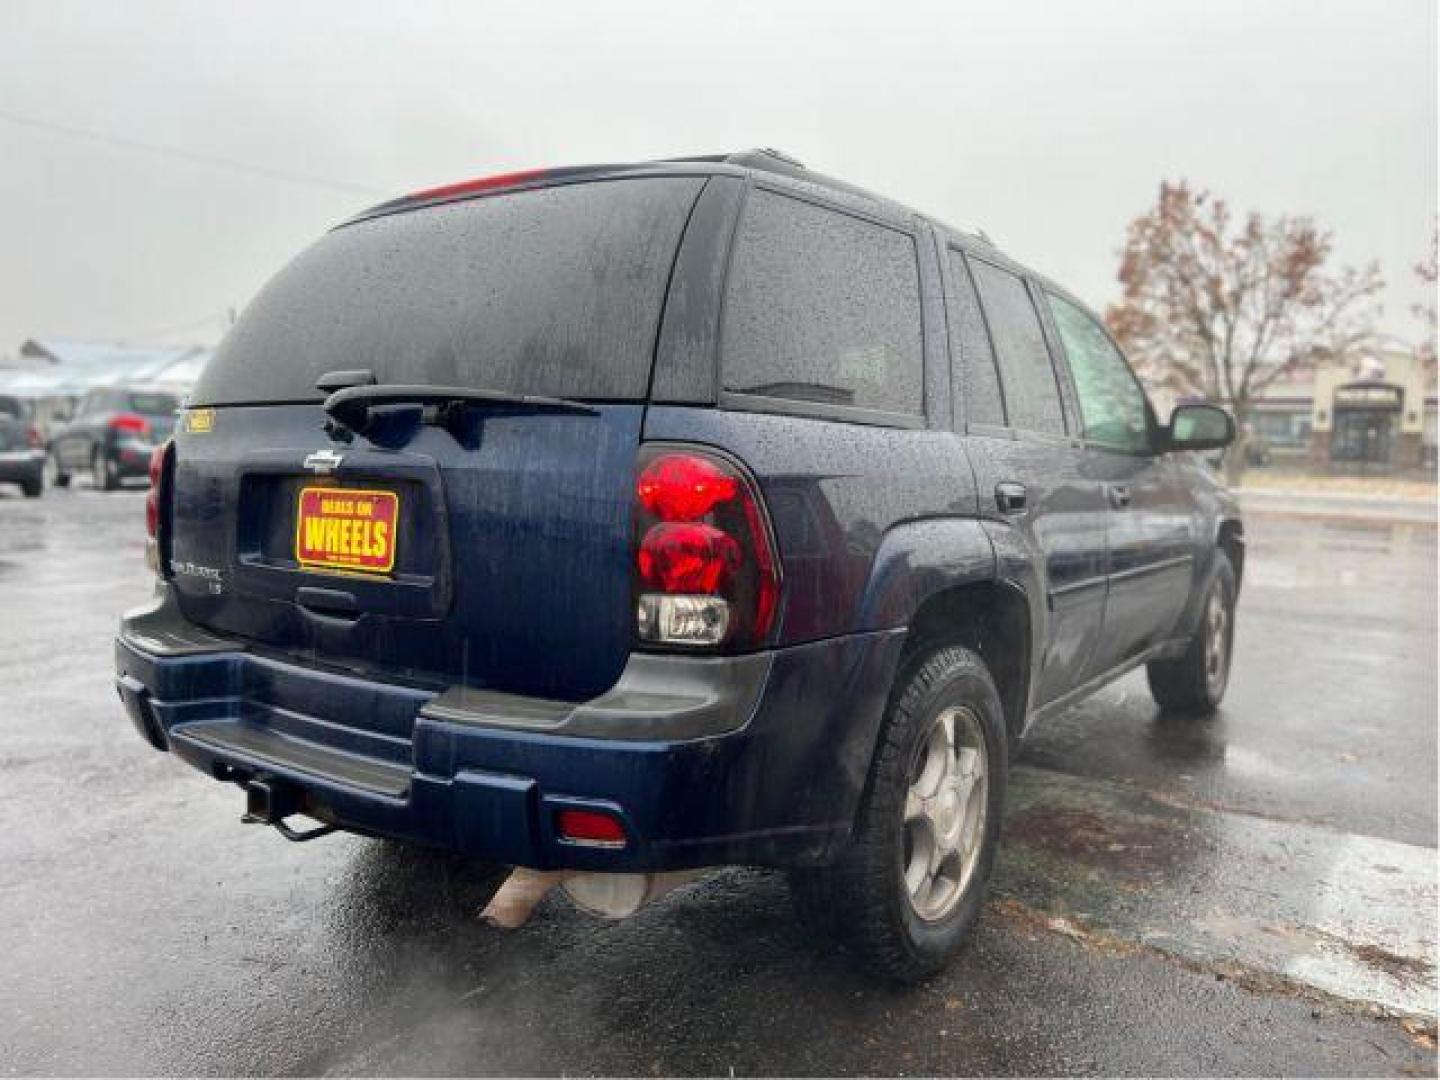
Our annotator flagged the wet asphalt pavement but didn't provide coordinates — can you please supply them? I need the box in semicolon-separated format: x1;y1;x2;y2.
0;482;1435;1076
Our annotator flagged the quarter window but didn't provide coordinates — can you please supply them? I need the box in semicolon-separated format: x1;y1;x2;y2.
946;249;1006;427
968;258;1066;435
1046;292;1151;453
721;189;923;416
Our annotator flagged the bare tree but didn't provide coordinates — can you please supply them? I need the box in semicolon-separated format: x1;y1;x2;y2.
1414;231;1437;373
1106;181;1383;481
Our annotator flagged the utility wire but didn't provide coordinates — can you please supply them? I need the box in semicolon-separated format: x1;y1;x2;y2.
0;107;388;197
120;309;234;342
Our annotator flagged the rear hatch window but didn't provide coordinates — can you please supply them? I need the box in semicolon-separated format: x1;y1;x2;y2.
129;391;178;415
192;177;704;405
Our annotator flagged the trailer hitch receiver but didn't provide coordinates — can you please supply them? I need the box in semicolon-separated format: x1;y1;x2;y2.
240;777;338;842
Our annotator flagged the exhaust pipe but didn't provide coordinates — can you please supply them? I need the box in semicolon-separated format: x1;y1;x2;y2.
481;868;572;928
562;870;703;918
481;868;705;927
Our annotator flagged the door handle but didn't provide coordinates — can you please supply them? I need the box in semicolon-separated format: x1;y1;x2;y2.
1109;484;1132;509
995;482;1028;515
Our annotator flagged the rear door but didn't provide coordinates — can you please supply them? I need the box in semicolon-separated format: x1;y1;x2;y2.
1040;289;1195;675
171;175;706;701
946;246;1110;706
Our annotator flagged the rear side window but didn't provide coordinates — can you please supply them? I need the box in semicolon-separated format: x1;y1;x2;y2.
946;249;1006;427
968;258;1066;436
721;189;923;416
192;177;704;405
128;392;178;416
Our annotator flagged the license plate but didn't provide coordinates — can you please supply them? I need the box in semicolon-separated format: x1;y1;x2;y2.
295;486;398;575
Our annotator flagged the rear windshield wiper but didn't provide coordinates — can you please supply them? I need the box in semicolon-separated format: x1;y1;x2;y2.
322;383;597;435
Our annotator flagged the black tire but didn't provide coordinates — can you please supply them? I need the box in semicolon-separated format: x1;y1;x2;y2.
1146;553;1237;716
47;453;70;488
20;472;42;498
92;448;117;492
790;645;1008;982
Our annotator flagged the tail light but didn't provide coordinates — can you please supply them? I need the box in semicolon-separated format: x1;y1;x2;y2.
24;425;41;449
633;446;781;650
110;412;151;438
145;439;174;574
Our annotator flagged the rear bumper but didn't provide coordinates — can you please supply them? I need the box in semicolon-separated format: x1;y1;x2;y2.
112;441;156;477
0;450;42;482
115;588;906;871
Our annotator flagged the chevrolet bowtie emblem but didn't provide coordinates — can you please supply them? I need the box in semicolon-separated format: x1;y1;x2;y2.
303;448;346;474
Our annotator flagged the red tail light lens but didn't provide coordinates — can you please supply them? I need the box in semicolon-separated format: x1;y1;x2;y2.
633;447;781;650
145;440;173;574
637;454;739;521
110;412;151;437
638;523;741;593
24;425;41;450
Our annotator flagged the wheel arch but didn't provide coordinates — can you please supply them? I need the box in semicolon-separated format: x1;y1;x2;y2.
855;516;1034;746
899;579;1033;745
1217;517;1245;592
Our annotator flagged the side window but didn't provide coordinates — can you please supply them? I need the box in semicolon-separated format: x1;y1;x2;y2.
968;258;1067;436
1046;292;1151;453
945;249;1006;427
721;189;923;416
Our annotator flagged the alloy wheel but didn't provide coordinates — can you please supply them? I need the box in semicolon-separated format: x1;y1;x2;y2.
902;704;989;922
1204;584;1230;697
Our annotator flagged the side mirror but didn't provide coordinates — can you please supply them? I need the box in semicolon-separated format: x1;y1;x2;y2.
1164;404;1234;452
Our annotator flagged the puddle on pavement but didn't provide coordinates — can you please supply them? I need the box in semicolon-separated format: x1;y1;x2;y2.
997;765;1438;1019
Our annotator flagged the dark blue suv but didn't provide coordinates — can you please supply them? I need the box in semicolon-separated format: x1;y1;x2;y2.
115;150;1242;980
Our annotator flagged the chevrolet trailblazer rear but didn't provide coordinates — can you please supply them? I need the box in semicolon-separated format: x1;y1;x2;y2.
115;163;793;876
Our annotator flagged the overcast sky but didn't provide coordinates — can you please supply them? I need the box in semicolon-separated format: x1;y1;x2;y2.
1;0;1434;357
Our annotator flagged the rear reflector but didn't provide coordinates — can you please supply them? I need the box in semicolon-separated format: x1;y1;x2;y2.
555;808;627;847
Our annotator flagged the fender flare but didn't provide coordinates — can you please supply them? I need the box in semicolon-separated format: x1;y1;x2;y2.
1172;514;1243;642
855;516;1000;632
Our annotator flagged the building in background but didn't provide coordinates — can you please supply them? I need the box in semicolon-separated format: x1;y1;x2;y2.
1250;345;1436;473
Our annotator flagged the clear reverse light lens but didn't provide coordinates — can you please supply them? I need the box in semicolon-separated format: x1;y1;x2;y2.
637;594;730;647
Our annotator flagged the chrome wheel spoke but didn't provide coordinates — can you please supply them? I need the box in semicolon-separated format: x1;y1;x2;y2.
904;787;926;824
904;825;933;895
957;772;986;860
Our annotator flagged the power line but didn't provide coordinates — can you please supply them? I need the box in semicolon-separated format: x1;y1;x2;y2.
0;107;388;198
120;309;234;342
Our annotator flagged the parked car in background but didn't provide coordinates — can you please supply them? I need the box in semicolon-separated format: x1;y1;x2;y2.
47;386;180;491
1245;430;1272;466
115;151;1242;980
0;394;44;498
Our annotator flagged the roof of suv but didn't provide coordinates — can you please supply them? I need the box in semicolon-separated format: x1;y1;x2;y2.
345;149;990;247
